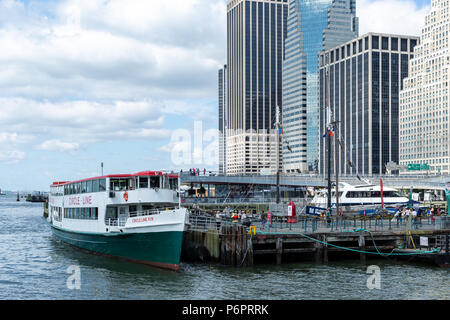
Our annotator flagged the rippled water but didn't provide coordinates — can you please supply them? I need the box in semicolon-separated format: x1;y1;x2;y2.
0;195;448;300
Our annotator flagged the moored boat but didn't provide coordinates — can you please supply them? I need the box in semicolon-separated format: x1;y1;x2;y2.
47;171;188;271
312;182;409;207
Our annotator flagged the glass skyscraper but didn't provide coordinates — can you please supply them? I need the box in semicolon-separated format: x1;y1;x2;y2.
226;0;288;175
282;0;358;173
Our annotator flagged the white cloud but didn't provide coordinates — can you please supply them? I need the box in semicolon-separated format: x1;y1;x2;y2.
37;139;80;152
0;150;25;163
357;0;429;36
0;0;224;163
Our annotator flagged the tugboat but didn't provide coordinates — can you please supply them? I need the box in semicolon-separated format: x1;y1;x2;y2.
47;171;188;271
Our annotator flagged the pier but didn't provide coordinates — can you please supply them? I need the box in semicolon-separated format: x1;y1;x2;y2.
182;214;450;267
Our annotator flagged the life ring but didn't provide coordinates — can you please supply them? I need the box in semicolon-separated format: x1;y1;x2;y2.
123;191;129;202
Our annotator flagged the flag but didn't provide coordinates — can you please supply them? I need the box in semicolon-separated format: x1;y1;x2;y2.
279;124;283;135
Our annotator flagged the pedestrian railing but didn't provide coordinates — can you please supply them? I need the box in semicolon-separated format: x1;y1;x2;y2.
186;212;450;235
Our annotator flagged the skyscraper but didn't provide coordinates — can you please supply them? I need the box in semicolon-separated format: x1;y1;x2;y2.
318;33;418;176
282;0;358;173
218;65;227;174
399;0;450;174
226;0;288;175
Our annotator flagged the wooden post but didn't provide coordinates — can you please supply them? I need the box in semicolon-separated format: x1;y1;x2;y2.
359;234;366;263
236;225;242;266
315;239;323;264
246;238;254;267
231;224;236;266
276;237;283;265
323;235;328;263
220;226;227;265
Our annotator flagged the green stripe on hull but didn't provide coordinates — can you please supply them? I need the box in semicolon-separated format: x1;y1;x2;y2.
51;226;184;268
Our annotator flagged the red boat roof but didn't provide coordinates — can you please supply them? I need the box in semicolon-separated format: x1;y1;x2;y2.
51;171;179;187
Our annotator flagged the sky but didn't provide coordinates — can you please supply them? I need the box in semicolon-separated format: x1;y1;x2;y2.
0;0;431;191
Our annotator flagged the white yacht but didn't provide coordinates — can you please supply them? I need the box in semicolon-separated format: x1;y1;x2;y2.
312;182;409;208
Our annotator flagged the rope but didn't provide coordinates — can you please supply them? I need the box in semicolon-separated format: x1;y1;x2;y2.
255;228;440;256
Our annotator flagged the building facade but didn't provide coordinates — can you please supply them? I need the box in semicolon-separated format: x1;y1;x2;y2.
218;65;228;174
226;0;288;175
318;33;418;176
282;0;358;173
399;0;450;174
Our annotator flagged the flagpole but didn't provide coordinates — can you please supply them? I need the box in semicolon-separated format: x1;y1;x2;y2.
326;70;332;211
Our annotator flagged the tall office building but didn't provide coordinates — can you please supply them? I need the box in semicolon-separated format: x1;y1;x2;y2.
226;0;288;175
218;65;228;174
282;0;358;173
318;33;418;176
399;0;450;174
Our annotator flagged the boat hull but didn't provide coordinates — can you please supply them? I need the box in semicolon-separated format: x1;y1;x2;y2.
51;225;184;271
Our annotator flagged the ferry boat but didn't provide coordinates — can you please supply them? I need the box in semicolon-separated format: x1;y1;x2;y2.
312;182;409;208
47;171;188;271
0;188;6;196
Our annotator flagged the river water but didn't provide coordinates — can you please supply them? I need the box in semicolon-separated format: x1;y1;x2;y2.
0;195;448;300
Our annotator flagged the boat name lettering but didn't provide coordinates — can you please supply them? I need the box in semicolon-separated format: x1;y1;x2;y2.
132;217;154;223
69;196;92;206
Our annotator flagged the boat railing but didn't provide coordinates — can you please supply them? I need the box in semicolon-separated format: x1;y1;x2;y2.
105;218;127;227
104;207;180;227
128;207;179;217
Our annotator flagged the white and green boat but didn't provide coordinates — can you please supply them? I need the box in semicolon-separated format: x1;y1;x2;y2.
48;171;188;271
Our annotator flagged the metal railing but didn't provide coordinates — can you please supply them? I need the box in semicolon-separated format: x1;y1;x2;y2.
104;207;180;228
187;211;450;235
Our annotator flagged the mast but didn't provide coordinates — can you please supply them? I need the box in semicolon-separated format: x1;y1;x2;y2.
326;70;332;211
276;105;281;204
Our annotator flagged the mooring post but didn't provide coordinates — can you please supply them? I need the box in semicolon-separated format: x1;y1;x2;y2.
323;235;328;263
276;237;283;265
359;234;366;264
315;237;323;264
246;237;254;267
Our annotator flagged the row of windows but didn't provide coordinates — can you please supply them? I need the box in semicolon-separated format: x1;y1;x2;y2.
345;191;401;198
64;179;107;195
64;207;99;220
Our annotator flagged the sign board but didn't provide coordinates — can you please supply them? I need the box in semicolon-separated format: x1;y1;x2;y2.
419;236;429;247
408;163;429;170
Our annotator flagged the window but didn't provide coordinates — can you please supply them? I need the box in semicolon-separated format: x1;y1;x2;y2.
169;177;178;190
372;36;379;49
150;176;160;188
382;37;388;50
99;179;106;191
92;179;99;192
391;37;398;51
110;178;129;191
401;38;408;51
86;180;92;193
139;177;149;188
81;181;87;193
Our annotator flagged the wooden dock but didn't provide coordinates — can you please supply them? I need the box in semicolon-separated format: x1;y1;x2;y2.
182;221;450;267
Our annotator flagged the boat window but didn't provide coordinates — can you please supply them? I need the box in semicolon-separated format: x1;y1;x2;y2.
169;178;178;190
139;177;149;188
92;179;99;192
99;179;106;191
81;181;87;193
129;205;137;215
86;180;92;193
150;176;160;188
105;207;118;219
110;178;129;191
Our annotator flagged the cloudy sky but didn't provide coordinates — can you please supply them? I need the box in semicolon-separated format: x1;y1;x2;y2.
0;0;430;190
